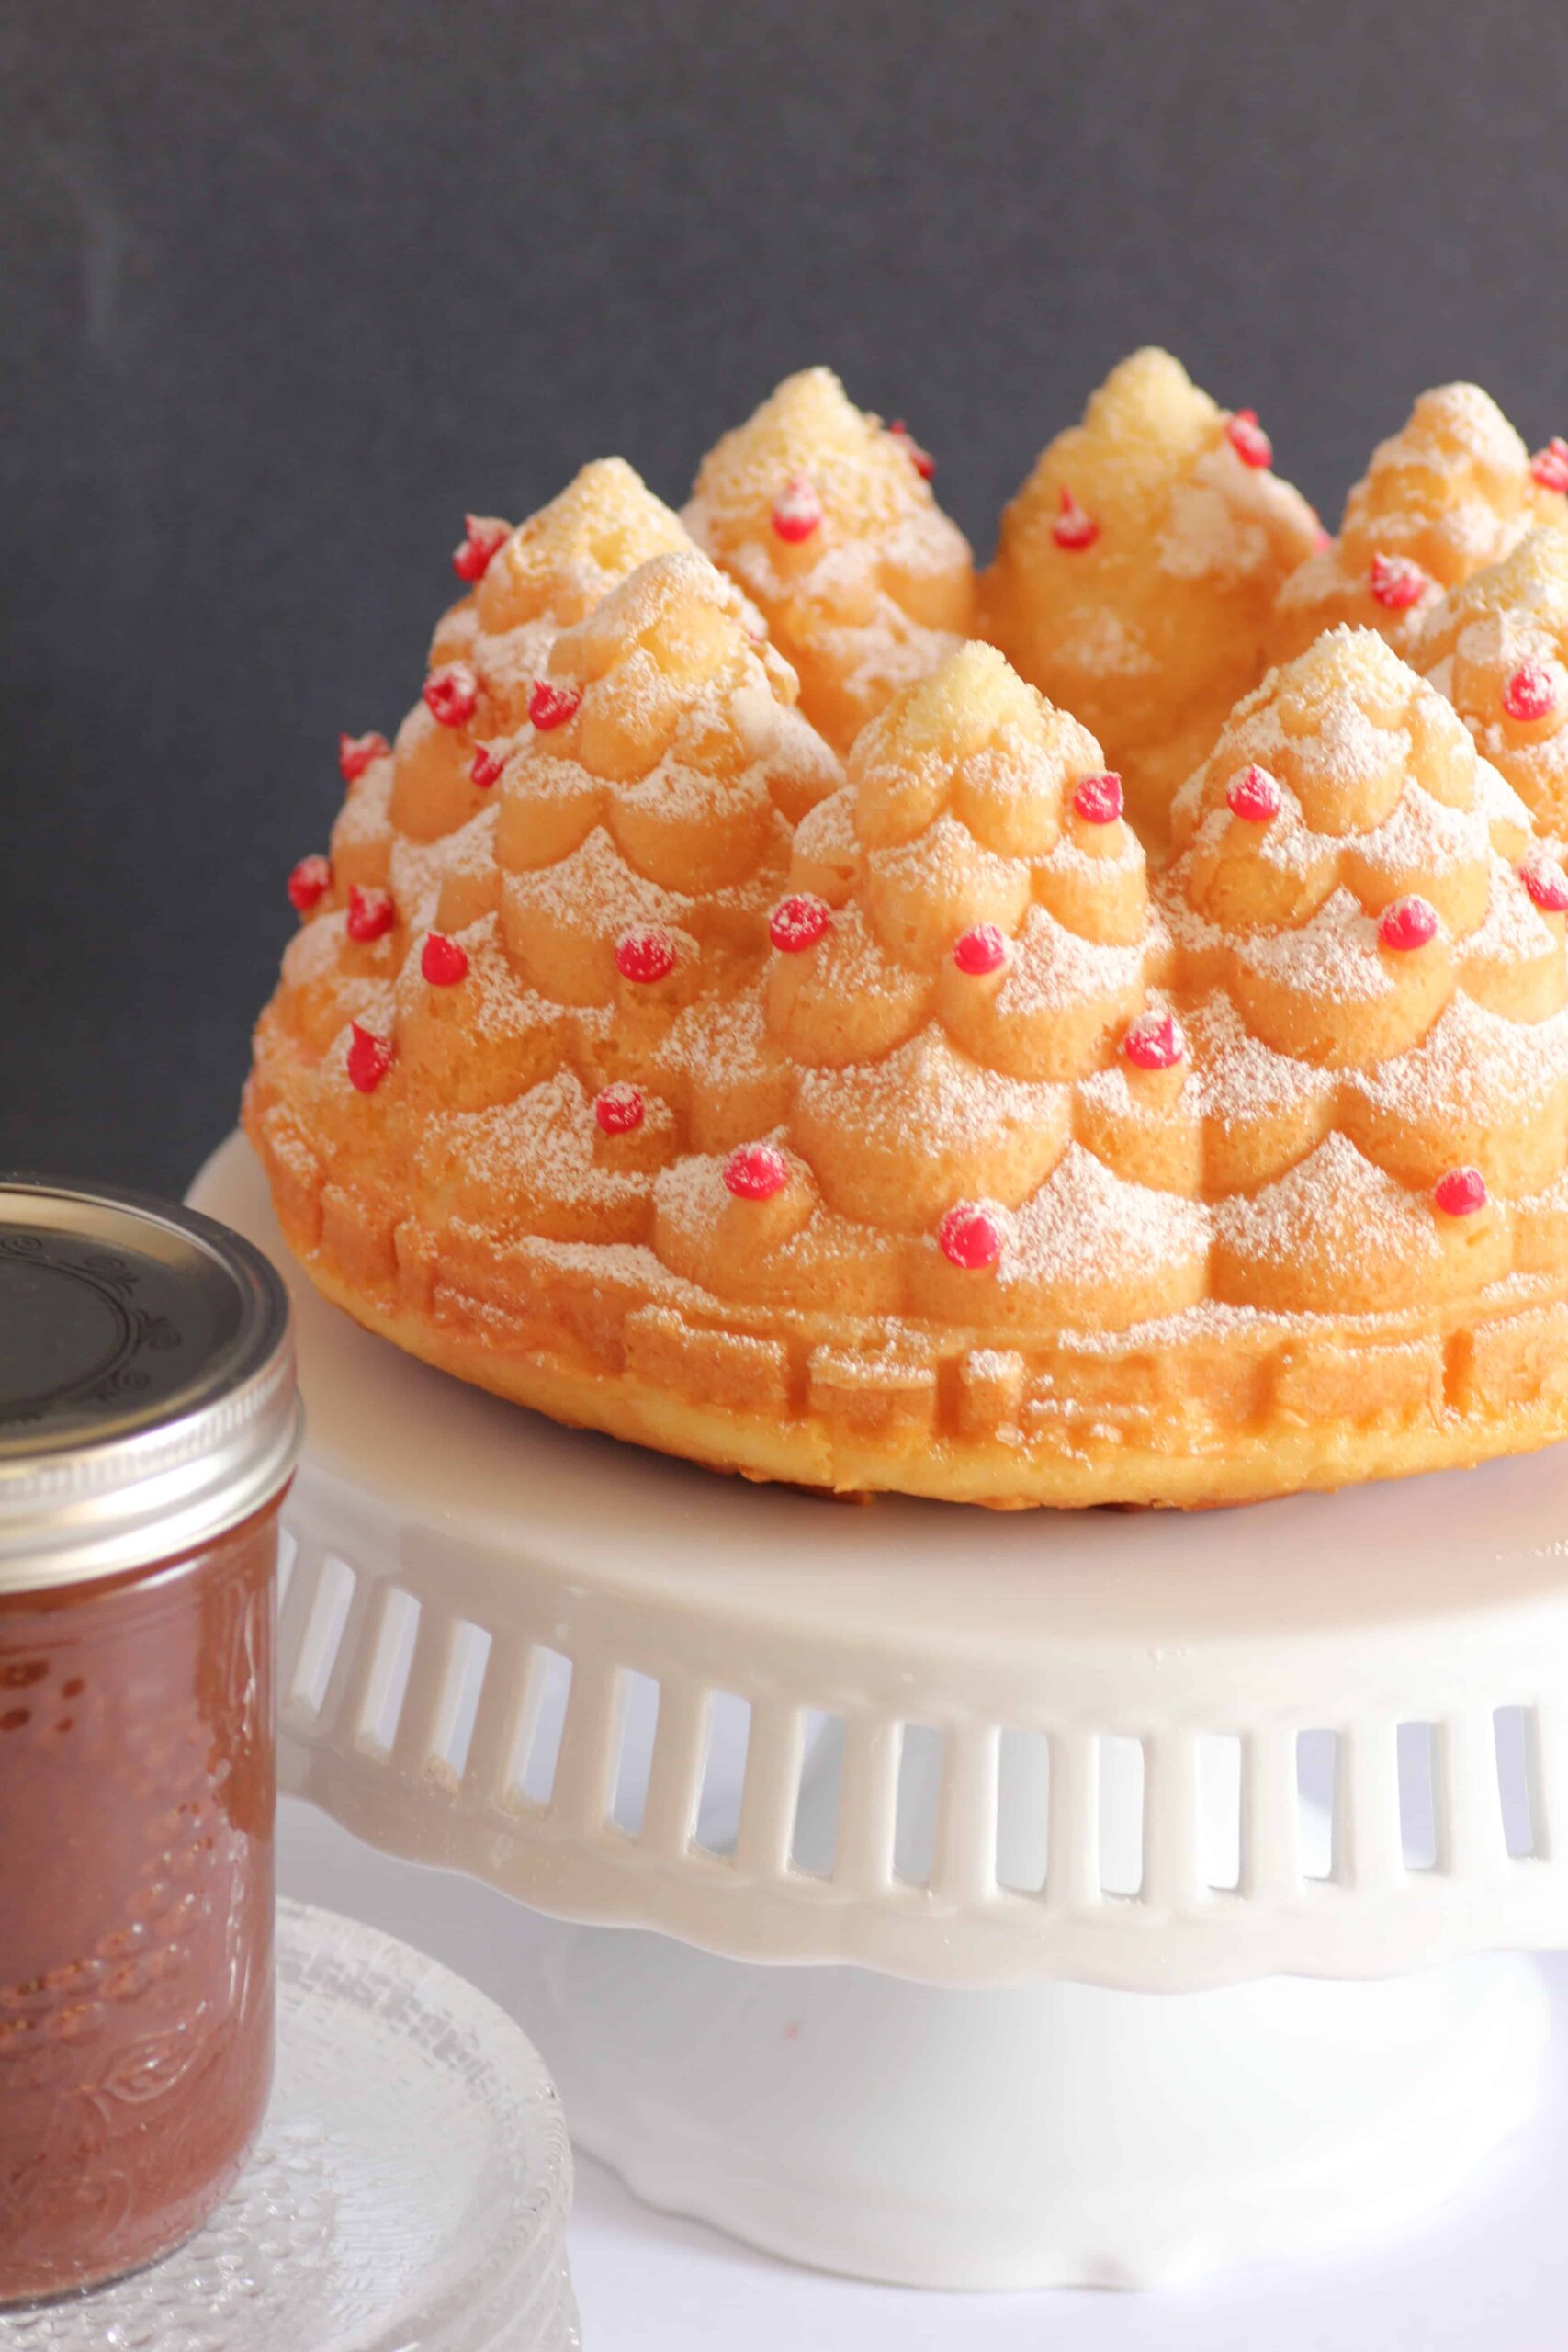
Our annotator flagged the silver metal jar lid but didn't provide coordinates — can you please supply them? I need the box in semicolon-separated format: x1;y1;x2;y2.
0;1176;302;1593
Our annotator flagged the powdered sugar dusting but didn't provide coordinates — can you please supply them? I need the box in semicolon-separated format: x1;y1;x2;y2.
791;784;862;888
1157;445;1279;582
1349;783;1489;885
391;805;500;931
384;842;446;933
1351;991;1568;1122
799;1031;1062;1153
477;617;557;707
1006;1142;1207;1289
1387;384;1529;482
1282;694;1407;804
1188;988;1334;1119
997;901;1145;1012
871;811;1019;909
1037;818;1143;884
282;910;354;991
729;681;840;796
1049;604;1156;683
1236;888;1394;1001
332;761;394;853
823;608;969;723
504;822;694;932
652;1149;739;1248
1460;854;1559;969
434;1069;649;1223
1219;1130;1438;1272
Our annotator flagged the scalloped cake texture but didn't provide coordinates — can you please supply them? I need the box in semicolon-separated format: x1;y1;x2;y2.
246;357;1568;1508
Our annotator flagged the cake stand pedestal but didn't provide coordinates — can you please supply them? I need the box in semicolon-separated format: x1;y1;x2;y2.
192;1134;1568;2290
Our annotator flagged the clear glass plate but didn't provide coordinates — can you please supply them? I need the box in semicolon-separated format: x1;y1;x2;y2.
0;1899;578;2351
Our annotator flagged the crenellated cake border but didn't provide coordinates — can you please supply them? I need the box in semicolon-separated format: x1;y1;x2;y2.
248;1094;1568;1509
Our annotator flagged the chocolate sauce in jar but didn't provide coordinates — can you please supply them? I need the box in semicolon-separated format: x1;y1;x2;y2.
0;1180;299;2303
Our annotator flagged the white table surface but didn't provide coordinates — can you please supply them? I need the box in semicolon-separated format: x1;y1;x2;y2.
279;1794;1567;2350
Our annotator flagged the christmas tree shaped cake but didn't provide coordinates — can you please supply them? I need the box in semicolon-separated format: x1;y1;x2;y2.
683;368;975;754
247;542;839;1300
382;458;692;859
1160;626;1568;1330
651;642;1209;1374
980;347;1320;847
322;457;694;960
1417;528;1568;846
251;461;698;1238
1270;387;1568;667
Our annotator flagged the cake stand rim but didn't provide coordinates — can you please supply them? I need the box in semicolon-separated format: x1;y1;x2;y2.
191;1129;1568;1674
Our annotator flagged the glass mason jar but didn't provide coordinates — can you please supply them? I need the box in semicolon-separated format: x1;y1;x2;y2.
0;1178;299;2303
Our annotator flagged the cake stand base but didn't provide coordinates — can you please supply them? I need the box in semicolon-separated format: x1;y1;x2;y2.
516;1923;1547;2290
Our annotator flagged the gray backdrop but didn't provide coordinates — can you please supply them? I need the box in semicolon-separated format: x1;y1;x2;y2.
4;0;1562;1196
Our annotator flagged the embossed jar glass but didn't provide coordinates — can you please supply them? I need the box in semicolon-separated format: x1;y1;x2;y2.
0;1179;299;2304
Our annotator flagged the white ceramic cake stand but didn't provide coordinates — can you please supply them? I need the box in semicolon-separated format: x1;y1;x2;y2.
192;1133;1568;2290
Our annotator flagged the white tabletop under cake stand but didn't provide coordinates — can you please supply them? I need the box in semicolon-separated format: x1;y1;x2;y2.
194;1132;1568;2291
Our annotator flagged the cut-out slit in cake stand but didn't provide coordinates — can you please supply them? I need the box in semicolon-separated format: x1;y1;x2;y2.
196;1132;1568;2289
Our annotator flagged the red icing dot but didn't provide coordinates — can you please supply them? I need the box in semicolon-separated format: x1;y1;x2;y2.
1226;764;1282;822
1434;1166;1487;1218
769;894;833;953
1072;771;1123;824
528;679;582;731
421;931;468;986
1377;895;1438;952
953;923;1009;977
346;1023;393;1094
888;420;935;480
423;664;478;728
1052;488;1099;551
339;730;389;783
288;854;332;914
615;927;678;985
595;1082;645;1136
1122;1012;1184;1071
939;1203;1002;1271
772;473;822;544
724;1143;789;1201
1369;553;1429;612
452;514;509;582
345;884;395;944
469;743;505;789
1529;438;1568;495
1225;409;1273;469
771;472;822;540
1523;855;1568;914
1503;661;1558;723
1314;523;1333;553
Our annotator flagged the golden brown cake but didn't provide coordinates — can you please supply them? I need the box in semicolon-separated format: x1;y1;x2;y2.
979;348;1321;847
247;368;1568;1509
1269;385;1568;668
683;368;975;754
1416;529;1568;846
